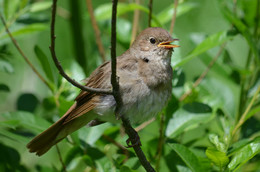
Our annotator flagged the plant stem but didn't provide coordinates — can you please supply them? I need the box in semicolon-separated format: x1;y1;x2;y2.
0;14;53;92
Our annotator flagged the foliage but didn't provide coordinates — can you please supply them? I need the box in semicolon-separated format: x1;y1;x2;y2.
0;0;260;171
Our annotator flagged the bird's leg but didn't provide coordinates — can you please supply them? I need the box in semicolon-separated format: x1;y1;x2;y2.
124;122;142;148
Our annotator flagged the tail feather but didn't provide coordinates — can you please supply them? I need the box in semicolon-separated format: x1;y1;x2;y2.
27;104;96;156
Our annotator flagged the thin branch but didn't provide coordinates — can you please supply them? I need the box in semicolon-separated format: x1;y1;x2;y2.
85;0;106;62
232;85;260;137
130;0;140;45
0;14;53;91
102;134;129;161
179;43;226;101
110;0;155;171
55;145;67;172
155;113;165;171
50;0;112;95
170;0;179;34
148;0;153;27
135;117;155;132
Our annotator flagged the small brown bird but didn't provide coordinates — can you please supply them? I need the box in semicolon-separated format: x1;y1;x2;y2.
27;27;179;156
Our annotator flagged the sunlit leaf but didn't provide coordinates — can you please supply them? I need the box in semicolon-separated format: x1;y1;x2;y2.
0;111;51;133
166;102;214;137
155;2;197;25
95;3;162;26
169;143;203;172
0;24;47;41
29;1;52;13
173;31;233;68
228;137;260;171
206;147;229;169
0;59;13;73
208;134;226;152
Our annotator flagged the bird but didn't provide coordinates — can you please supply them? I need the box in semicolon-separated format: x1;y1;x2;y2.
27;27;179;156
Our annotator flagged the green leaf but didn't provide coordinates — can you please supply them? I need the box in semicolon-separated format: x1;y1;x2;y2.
0;83;10;92
222;6;259;63
0;111;51;133
0;58;14;73
34;45;55;84
3;0;20;19
0;24;47;41
29;1;52;13
208;134;226;152
94;3;162;27
206;147;229;169
78;123;111;146
166;103;214;137
173;31;233;68
228;137;260;171
155;2;197;26
169;143;202;172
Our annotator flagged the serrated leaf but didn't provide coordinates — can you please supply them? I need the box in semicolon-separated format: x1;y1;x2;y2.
173;31;233;68
206;147;229;169
166;103;214;137
34;45;55;84
169;143;203;172
29;1;52;13
228;137;260;171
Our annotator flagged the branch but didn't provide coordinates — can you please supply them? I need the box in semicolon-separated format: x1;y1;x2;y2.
130;0;140;45
110;0;155;171
85;0;106;62
55;145;67;172
50;0;112;95
148;0;153;27
0;14;53;91
232;85;260;137
170;0;179;34
179;43;226;101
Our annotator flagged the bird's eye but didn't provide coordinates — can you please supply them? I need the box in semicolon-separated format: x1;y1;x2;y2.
149;37;156;44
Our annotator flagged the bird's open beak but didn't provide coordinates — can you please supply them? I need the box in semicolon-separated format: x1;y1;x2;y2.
158;39;180;49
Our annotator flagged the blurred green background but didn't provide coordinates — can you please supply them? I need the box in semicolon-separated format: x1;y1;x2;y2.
0;0;259;171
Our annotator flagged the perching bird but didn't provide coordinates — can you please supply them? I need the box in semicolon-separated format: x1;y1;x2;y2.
27;27;179;156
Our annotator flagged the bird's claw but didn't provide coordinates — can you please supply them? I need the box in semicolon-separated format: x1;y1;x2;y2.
126;134;142;148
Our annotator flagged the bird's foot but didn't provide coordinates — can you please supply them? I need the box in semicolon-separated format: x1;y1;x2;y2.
126;131;142;148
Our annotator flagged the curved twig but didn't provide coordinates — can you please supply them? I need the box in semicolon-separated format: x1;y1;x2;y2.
50;0;112;95
170;0;179;34
85;0;106;62
0;15;53;91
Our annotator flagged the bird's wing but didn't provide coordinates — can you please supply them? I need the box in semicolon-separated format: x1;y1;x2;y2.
63;61;112;124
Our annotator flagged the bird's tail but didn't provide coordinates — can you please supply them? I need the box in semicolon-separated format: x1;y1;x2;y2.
27;104;96;156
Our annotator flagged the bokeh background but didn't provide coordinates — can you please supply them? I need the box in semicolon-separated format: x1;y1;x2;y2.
0;0;259;171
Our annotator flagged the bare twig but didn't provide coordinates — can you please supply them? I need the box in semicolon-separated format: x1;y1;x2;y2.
179;43;226;101
86;0;106;62
55;145;67;172
110;0;155;171
170;0;179;34
135;117;155;132
155;113;165;171
102;134;129;160
50;0;112;95
0;15;53;91
148;0;153;27
130;0;140;45
232;85;260;137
